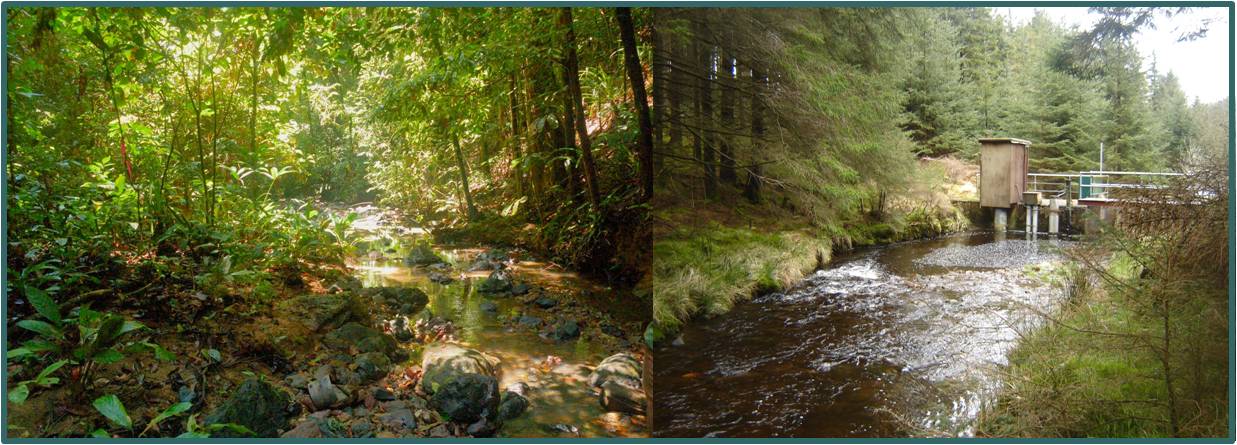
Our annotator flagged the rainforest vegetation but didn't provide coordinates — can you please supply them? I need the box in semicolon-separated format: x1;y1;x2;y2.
5;6;652;438
651;6;1229;438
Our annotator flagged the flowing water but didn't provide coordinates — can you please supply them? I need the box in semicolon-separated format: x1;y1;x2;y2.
344;205;648;438
653;232;1072;438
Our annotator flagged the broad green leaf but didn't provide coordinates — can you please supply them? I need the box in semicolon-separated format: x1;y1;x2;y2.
8;384;30;404
23;286;60;325
34;360;69;385
17;319;62;340
93;349;125;364
143;401;192;436
92;394;133;430
90;429;110;438
22;339;60;353
119;320;146;336
6;347;33;360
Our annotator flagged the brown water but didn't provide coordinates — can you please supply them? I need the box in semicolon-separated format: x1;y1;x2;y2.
653;232;1071;438
345;205;647;438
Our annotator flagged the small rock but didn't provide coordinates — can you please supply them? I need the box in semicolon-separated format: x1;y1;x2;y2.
415;408;435;424
381;400;409;411
477;270;513;295
429;424;450;438
351;420;374;437
286;373;309;390
506;382;530;397
547;319;580;342
355;353;392;382
203;377;296;437
466;417;498;437
379;407;416;432
534;297;557;309
599;322;624;338
404;242;444;266
517;315;542;328
672;335;686;347
430;373;500;425
497;391;529;420
510;283;531;296
308;375;350;410
429;272;454;284
372;387;397;401
479;301;498;315
281;419;322;438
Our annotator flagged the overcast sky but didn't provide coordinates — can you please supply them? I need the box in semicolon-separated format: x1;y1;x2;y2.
1002;7;1231;104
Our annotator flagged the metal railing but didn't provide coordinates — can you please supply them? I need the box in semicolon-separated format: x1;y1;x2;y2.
1026;171;1184;204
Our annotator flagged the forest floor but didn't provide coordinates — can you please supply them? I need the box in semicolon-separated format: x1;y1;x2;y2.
5;203;649;439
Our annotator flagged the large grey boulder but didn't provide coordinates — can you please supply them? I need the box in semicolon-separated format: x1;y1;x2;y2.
588;353;646;416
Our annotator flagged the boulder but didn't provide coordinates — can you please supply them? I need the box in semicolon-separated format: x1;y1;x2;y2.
308;374;350;410
204;377;296;437
277;293;366;333
497;391;529;421
476;270;513;295
404;242;444;266
588;353;642;388
379;407;417;432
354;352;392;382
324;322;399;356
420;343;500;393
599;380;647;415
430;373;500;426
588;353;646;416
363;287;428;315
547;319;580;342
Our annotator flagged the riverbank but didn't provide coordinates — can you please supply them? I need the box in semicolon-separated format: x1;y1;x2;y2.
649;197;970;341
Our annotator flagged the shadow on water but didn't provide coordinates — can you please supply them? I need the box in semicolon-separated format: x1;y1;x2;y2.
345;208;646;437
653;232;1073;438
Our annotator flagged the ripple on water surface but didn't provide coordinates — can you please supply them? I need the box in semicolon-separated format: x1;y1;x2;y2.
654;233;1069;438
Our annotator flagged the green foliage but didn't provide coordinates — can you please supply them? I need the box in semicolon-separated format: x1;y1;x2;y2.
92;394;133;431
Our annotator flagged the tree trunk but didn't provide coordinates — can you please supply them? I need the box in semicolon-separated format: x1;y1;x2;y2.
696;34;717;200
560;7;602;208
450;129;479;220
560;62;579;199
745;67;764;204
616;7;654;202
719;52;737;185
510;74;526;196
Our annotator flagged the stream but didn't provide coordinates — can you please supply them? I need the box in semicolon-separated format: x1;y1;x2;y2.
343;204;648;438
653;232;1072;438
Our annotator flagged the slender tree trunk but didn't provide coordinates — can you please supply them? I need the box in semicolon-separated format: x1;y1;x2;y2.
449;128;478;220
560;63;579;198
651;21;667;176
719;52;737;185
745;67;764;204
509;74;525;196
560;7;602;208
696;35;717;199
667;38;683;157
616;7;654;202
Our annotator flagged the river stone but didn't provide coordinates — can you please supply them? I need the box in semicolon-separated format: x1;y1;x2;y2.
351;420;374;437
277;293;366;332
510;283;531;296
534;297;557;309
477;270;513;295
363;287;429;315
547;319;580;342
324;322;399;356
379;407;417;432
355;352;392;382
430;373;500;426
281;419;322;438
372;387;396;401
517;315;542;328
204;377;295;437
588;353;642;388
429;272;454;284
599;379;647;415
308;375;350;410
497;391;530;420
404;243;444;266
421;343;500;393
479;301;498;315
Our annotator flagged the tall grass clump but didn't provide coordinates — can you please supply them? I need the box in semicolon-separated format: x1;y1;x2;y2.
652;224;830;333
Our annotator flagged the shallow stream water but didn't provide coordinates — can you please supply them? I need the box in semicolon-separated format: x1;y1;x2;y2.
653;232;1071;438
344;205;647;438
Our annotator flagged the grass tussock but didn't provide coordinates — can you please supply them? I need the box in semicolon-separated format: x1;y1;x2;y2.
652;225;830;333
